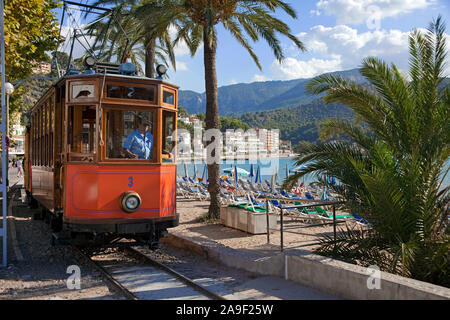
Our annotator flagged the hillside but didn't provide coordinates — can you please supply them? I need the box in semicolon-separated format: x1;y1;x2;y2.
178;68;365;115
239;100;355;144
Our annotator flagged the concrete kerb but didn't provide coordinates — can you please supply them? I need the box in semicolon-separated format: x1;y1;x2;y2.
285;250;450;300
163;230;450;300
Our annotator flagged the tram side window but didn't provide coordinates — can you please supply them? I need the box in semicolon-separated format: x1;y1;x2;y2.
67;105;96;162
39;107;43;166
49;99;54;166
106;85;156;102
33;112;37;166
44;102;48;166
162;110;175;163
163;90;174;105
105;110;154;160
31;113;35;165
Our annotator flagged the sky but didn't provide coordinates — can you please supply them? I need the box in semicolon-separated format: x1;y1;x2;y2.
56;0;450;93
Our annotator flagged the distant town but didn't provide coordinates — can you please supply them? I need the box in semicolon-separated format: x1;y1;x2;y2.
177;114;294;160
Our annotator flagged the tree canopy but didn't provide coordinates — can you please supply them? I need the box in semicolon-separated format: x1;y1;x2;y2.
4;0;60;82
3;0;60;128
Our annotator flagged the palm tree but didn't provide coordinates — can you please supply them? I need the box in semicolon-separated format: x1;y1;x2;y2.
138;0;305;218
85;0;176;77
284;17;449;286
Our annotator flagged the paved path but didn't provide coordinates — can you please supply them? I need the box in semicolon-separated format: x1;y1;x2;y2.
8;170;23;188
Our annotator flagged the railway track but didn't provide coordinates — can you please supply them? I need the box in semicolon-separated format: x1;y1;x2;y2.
75;245;226;301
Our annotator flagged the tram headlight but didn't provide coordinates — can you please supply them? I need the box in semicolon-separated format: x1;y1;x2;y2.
156;64;167;78
120;192;142;213
84;55;96;69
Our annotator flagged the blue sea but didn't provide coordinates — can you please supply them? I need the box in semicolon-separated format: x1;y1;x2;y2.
177;157;450;188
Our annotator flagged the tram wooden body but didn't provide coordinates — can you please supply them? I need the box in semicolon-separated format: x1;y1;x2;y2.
24;63;179;246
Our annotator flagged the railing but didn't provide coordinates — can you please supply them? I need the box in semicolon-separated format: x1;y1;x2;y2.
264;198;346;252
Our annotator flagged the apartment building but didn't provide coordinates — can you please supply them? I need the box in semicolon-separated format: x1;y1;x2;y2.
31;61;51;74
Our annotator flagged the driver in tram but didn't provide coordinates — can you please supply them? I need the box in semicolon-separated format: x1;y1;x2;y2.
123;115;153;159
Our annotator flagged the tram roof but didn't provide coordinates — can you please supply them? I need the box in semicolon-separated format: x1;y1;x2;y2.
31;71;179;110
59;72;179;89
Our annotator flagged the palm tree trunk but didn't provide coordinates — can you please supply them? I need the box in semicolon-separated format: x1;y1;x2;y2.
145;38;156;78
203;27;221;219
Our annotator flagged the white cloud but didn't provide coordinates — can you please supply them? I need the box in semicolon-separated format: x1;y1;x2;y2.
254;24;450;81
176;61;188;71
315;0;434;26
270;57;343;80
296;25;411;70
251;74;271;82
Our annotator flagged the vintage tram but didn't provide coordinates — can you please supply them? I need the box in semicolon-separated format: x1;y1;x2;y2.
24;59;178;247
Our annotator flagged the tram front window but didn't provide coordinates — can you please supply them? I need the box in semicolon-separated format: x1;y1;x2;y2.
105;110;154;160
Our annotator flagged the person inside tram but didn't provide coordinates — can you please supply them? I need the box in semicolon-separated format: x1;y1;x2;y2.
122;115;153;159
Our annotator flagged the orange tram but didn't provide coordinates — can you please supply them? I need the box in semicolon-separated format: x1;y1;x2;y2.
24;59;179;247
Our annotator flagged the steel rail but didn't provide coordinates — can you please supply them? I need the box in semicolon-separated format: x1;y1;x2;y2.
125;246;227;301
73;247;139;300
74;245;226;300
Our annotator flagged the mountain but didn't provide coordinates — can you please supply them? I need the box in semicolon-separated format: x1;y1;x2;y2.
239;99;355;145
178;78;304;115
178;68;366;116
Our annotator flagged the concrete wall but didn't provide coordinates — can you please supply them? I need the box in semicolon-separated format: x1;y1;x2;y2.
286;250;450;300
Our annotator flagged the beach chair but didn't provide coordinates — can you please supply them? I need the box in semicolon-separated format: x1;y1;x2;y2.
352;214;370;225
176;181;192;198
305;192;315;200
280;190;302;200
249;195;266;207
229;195;267;213
183;185;207;201
247;181;270;198
290;201;317;215
188;177;202;185
301;207;318;215
313;206;351;219
271;199;282;207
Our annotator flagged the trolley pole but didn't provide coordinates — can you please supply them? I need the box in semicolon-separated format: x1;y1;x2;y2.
1;0;8;267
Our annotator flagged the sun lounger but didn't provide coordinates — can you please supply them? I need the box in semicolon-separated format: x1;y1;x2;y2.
314;206;352;219
301;207;318;215
305;192;315;200
352;214;370;225
281;190;302;200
